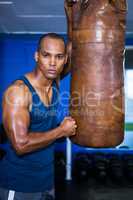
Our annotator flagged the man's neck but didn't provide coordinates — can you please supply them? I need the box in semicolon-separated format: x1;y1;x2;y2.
27;69;53;90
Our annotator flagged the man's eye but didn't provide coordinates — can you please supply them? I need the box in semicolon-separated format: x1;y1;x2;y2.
57;55;64;59
41;52;49;57
43;54;49;57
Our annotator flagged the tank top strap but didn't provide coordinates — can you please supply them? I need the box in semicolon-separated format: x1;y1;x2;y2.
16;75;42;106
18;76;36;94
16;76;59;107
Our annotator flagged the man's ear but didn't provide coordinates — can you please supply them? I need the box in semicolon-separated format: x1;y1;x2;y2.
34;51;39;62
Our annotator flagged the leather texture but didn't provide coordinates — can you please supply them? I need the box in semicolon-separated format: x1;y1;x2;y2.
65;0;127;147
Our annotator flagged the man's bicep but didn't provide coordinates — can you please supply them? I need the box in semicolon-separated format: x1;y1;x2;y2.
2;88;30;146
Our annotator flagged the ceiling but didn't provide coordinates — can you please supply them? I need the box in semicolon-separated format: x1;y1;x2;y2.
0;0;133;35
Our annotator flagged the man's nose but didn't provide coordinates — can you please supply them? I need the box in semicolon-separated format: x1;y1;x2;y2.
50;56;56;66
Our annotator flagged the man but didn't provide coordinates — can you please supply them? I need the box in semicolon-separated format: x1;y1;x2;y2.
0;33;76;200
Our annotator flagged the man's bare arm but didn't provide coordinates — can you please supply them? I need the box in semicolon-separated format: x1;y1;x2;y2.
2;85;76;155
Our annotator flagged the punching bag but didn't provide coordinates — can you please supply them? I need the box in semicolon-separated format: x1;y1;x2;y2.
65;0;127;147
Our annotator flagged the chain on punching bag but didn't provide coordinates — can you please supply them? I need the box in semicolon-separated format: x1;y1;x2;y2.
65;0;127;147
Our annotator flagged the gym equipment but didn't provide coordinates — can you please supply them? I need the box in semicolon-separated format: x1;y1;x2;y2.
65;0;127;147
73;153;93;181
108;154;124;182
93;153;108;182
123;154;133;182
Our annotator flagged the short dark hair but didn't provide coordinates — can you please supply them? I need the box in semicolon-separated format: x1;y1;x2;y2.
37;33;66;52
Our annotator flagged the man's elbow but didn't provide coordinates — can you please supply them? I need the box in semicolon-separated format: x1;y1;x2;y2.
13;143;25;156
13;139;28;156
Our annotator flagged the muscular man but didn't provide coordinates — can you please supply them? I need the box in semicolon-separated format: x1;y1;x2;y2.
0;33;76;200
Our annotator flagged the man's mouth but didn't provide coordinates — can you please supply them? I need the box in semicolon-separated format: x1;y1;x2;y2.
48;69;57;74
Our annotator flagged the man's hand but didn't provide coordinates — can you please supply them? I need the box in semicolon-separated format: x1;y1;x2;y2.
60;116;77;137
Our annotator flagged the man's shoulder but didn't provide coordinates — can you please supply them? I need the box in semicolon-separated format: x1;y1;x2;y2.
5;80;30;95
3;80;31;106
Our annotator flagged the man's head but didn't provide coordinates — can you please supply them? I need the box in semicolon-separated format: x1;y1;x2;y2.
35;33;67;80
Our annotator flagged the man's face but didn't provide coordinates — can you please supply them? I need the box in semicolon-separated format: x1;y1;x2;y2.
35;37;67;79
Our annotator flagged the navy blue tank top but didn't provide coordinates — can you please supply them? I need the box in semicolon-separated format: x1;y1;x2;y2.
0;76;59;192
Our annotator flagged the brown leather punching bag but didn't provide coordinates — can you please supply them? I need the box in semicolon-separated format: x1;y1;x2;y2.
65;0;127;147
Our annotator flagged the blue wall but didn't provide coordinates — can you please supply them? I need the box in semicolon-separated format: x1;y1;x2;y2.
0;35;37;121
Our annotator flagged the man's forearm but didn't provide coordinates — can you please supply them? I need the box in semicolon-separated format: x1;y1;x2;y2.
14;126;64;155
